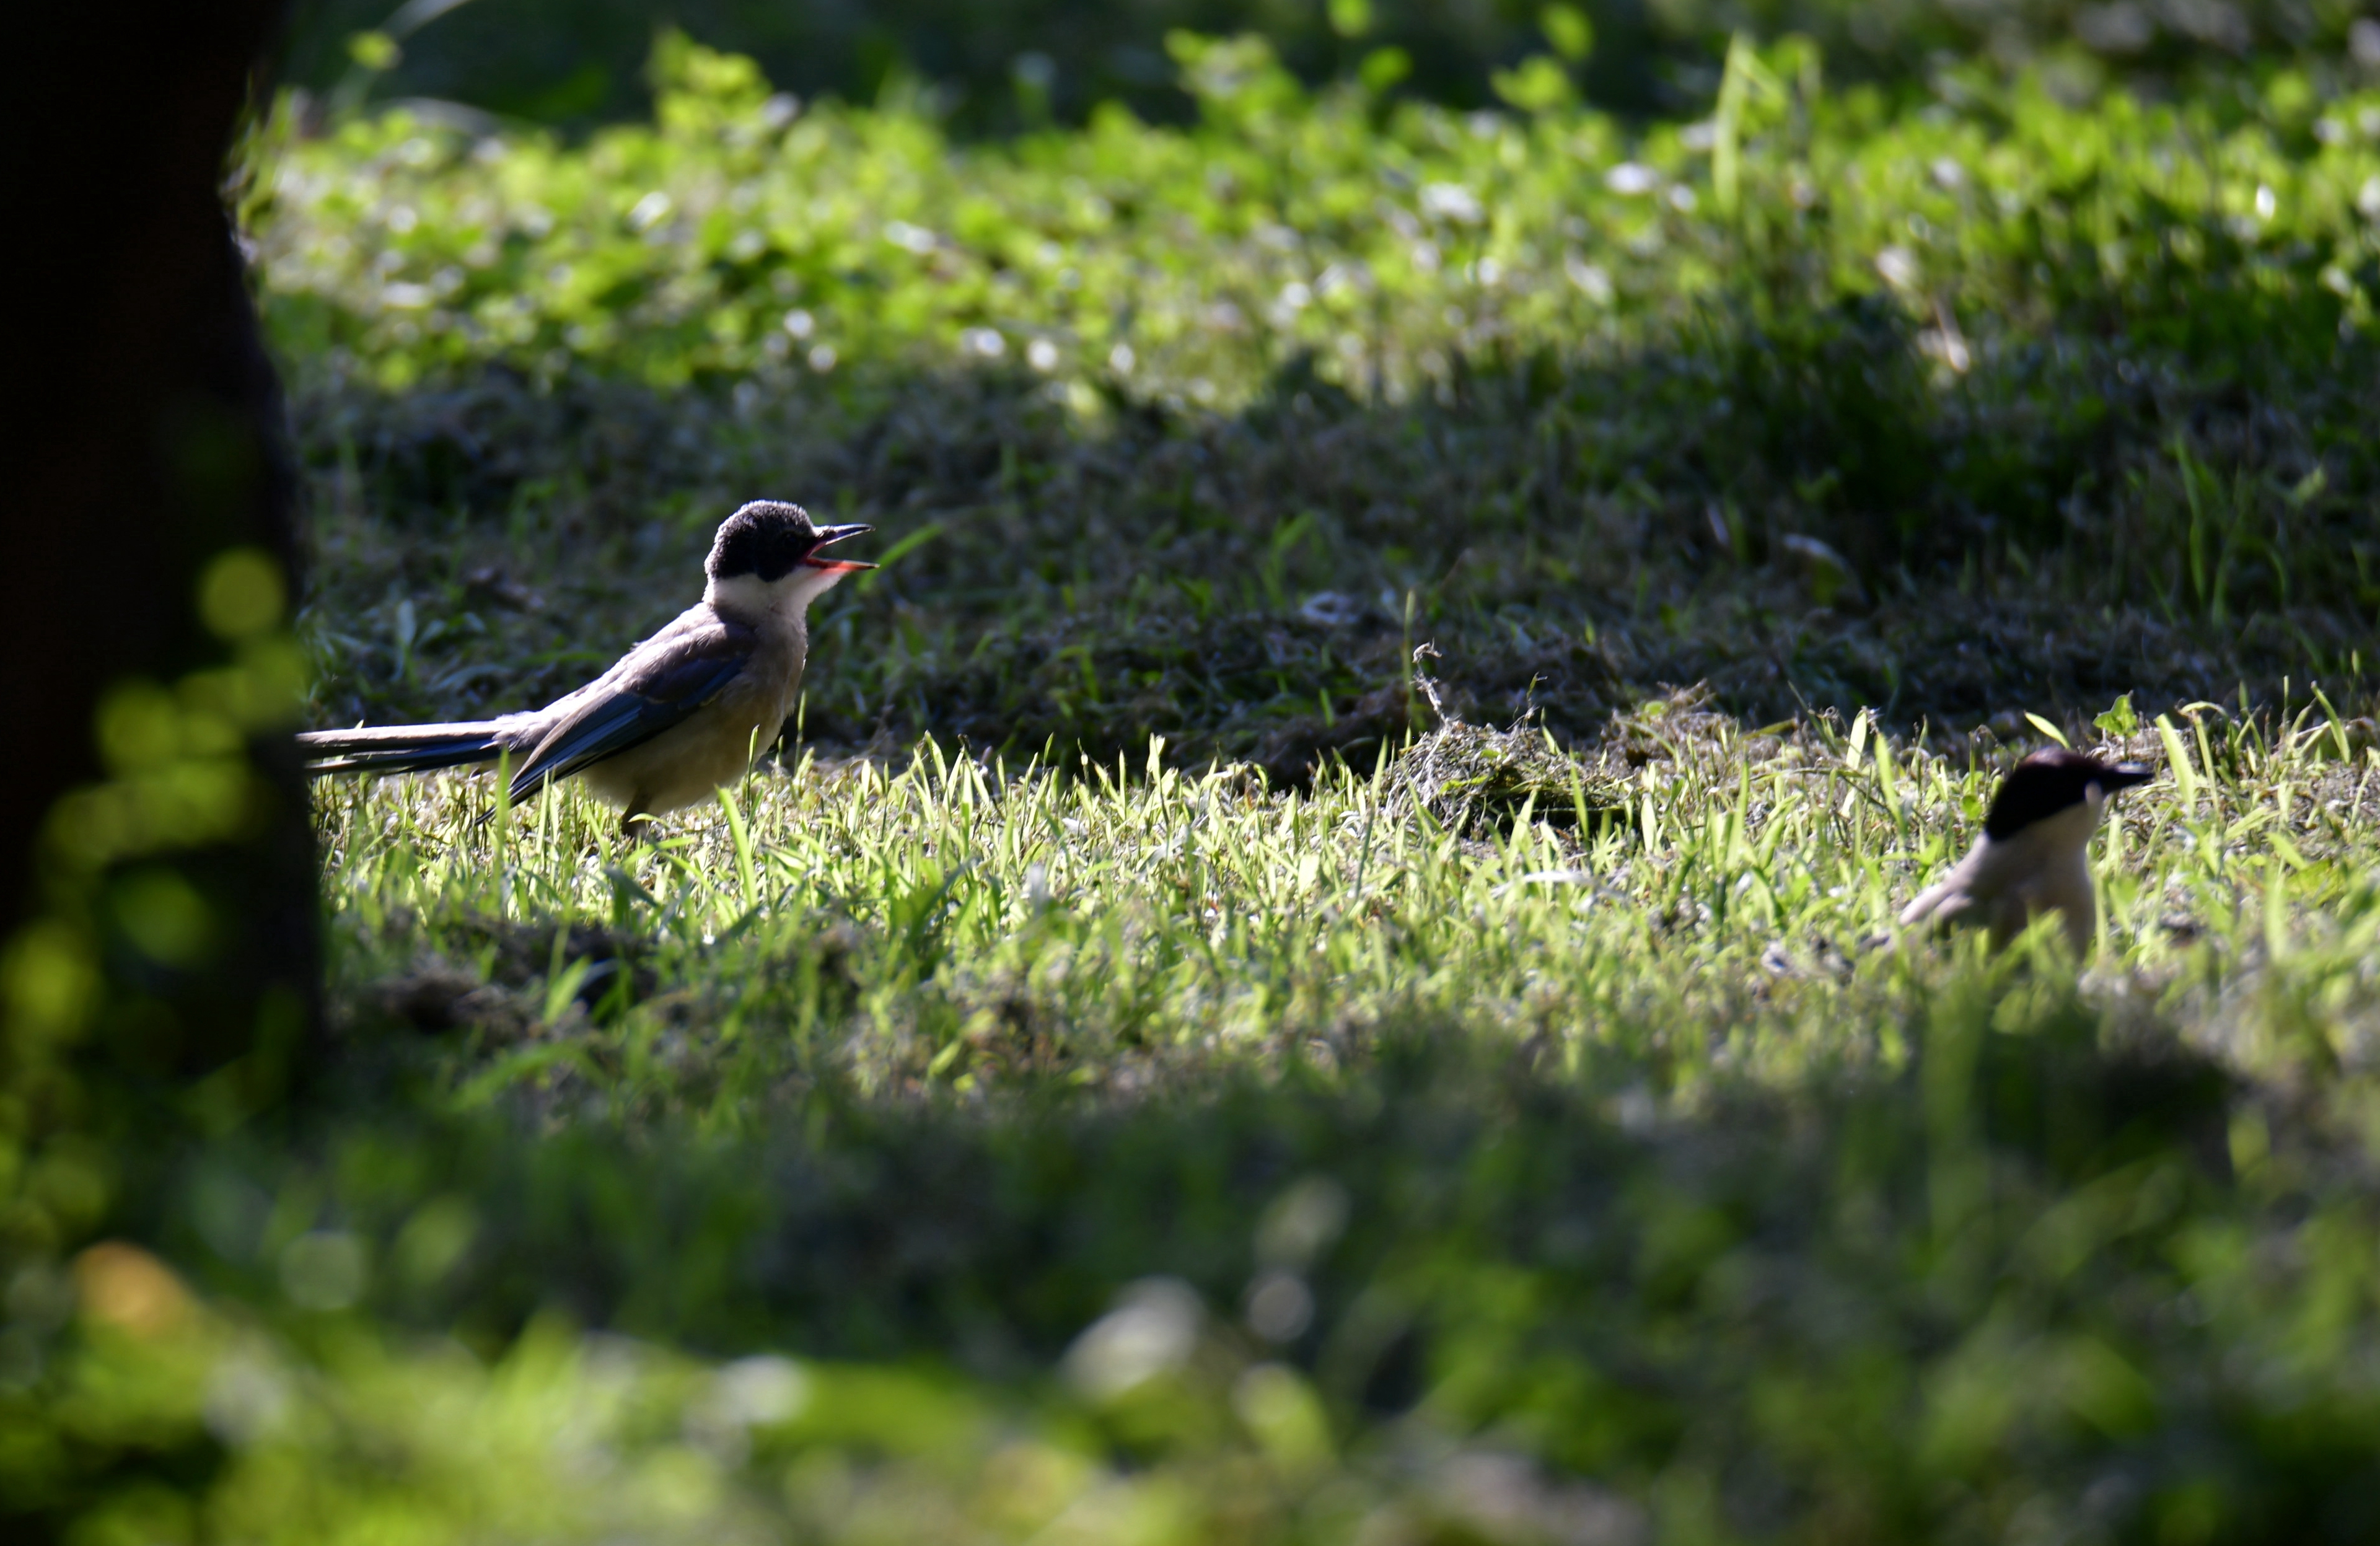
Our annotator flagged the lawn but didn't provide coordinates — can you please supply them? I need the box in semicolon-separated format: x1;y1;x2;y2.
16;25;2380;1545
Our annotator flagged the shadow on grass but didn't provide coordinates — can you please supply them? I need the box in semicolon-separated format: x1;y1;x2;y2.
296;313;2378;786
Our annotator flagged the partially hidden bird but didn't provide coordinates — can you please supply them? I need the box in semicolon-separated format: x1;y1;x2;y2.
299;500;872;830
1899;747;2154;954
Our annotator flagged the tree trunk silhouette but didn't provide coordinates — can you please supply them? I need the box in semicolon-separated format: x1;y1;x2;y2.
4;2;313;1122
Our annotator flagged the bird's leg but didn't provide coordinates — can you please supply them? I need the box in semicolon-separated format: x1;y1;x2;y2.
619;800;656;843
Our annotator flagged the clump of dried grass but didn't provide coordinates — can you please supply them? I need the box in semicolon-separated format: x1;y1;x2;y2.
1389;716;1631;839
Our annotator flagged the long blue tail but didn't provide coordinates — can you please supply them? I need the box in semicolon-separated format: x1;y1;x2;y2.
298;721;507;776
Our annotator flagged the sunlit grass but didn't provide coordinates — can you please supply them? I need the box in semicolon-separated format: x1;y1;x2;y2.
315;694;2380;1120
252;32;2380;405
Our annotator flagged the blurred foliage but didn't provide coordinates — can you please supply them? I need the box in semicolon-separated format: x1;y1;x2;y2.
0;543;311;1217
0;555;315;1541
255;27;2380;398
284;0;2380;133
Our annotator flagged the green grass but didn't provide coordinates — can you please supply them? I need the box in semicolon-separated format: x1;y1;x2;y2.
314;700;2379;1113
20;29;2380;1545
289;354;2380;784
30;698;2380;1542
270;32;2380;773
255;30;2380;400
280;0;2365;138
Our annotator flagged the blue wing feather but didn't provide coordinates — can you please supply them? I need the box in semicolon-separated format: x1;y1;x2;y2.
505;618;757;802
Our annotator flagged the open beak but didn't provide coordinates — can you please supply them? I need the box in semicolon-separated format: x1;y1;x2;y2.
802;522;876;573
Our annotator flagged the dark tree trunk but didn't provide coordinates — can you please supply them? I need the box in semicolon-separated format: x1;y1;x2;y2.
3;2;313;1118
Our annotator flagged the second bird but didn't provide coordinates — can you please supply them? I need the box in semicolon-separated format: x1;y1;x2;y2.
1899;747;2154;954
301;500;872;830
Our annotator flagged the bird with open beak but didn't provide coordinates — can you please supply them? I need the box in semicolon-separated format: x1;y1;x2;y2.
299;499;873;832
1899;747;2156;954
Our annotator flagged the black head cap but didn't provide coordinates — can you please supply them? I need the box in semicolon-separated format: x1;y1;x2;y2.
708;501;823;582
1983;748;2154;840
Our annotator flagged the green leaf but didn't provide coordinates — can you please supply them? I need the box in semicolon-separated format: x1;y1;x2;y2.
346;30;400;72
2093;695;2139;739
1490;56;1575;115
1359;46;1411;95
1540;5;1594;63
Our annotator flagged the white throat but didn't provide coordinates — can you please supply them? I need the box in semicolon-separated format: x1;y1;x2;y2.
2008;794;2104;856
705;566;853;623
